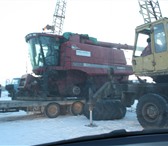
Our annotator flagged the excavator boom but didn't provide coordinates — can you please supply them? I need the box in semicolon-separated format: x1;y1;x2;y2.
138;0;162;23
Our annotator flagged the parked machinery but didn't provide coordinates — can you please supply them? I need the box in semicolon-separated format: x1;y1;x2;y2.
5;1;168;129
4;32;133;118
15;32;133;100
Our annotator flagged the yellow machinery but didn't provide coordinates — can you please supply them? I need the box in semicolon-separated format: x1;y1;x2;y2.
132;0;168;83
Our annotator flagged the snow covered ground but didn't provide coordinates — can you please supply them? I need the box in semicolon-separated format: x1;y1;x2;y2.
0;91;143;145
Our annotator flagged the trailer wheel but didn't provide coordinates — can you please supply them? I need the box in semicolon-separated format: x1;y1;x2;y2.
44;103;60;118
136;94;168;128
70;101;84;116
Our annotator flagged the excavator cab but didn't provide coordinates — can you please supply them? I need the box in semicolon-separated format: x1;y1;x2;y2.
132;18;168;82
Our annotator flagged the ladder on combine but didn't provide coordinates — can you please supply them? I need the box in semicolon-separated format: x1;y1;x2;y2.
43;0;67;35
138;0;162;23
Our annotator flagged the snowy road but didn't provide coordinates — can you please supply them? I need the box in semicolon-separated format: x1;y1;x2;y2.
0;91;143;145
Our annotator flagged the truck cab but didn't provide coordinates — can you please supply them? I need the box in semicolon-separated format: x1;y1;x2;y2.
132;18;168;82
5;78;20;98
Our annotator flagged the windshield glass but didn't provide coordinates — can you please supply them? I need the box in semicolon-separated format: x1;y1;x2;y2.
27;36;60;69
154;23;167;53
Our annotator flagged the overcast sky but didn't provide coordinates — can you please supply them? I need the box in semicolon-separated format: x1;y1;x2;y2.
0;0;167;85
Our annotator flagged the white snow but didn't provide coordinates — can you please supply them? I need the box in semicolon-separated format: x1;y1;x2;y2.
0;91;143;145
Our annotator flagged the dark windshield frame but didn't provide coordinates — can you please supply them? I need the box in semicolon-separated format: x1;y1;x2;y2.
26;34;62;69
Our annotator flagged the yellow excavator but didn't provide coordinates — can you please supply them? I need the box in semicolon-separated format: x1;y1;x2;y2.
132;0;168;83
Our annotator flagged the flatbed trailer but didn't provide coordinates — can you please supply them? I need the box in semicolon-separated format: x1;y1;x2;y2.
0;97;85;118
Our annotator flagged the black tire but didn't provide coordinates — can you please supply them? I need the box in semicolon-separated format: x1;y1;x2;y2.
114;101;127;119
120;104;127;119
103;100;126;120
136;94;168;128
70;101;84;116
83;101;105;120
83;103;90;119
92;102;105;120
44;103;60;118
102;100;117;120
83;100;126;120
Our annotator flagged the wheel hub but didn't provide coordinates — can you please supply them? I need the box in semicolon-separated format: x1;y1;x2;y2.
143;103;159;122
48;105;58;115
72;86;81;95
146;105;158;119
70;102;83;115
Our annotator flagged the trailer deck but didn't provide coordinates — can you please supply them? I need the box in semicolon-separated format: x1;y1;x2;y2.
0;97;85;117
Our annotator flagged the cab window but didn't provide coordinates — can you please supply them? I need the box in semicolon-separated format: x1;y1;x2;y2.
154;23;167;53
134;28;150;57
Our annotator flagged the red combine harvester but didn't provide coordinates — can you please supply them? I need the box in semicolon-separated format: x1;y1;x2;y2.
4;32;133;118
16;32;133;100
